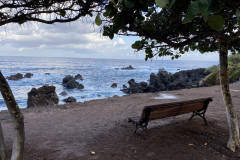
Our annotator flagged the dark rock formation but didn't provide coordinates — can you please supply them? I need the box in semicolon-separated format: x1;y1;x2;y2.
121;65;135;70
75;74;83;80
62;75;84;89
45;73;50;75
7;73;33;80
6;73;24;80
121;79;148;94
111;83;117;88
63;96;77;103
122;68;209;94
123;84;127;89
59;91;68;96
24;73;33;78
27;85;59;108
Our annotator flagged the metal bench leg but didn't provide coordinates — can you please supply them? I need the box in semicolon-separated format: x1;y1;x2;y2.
189;111;208;125
134;122;148;135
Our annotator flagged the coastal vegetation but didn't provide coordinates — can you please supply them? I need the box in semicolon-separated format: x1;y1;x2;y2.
203;54;240;86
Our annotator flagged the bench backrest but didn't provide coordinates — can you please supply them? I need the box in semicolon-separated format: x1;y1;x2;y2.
139;97;213;123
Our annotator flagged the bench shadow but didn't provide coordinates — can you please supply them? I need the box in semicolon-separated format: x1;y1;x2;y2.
78;117;238;160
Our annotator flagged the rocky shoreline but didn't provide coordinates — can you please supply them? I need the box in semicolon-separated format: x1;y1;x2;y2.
5;67;218;108
121;68;210;94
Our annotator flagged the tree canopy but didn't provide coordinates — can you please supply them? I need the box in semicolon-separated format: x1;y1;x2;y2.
99;0;240;60
0;0;105;26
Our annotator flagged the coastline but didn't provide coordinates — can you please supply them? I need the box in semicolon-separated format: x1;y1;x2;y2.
1;83;240;159
0;57;218;109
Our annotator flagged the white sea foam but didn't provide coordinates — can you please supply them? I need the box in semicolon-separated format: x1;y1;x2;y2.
153;93;179;100
230;89;240;92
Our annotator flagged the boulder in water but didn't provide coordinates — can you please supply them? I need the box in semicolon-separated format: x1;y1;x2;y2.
63;96;77;103
62;75;84;89
75;74;83;80
24;73;33;78
111;83;117;88
121;65;135;70
6;73;24;80
59;91;68;96
27;85;59;108
122;84;127;89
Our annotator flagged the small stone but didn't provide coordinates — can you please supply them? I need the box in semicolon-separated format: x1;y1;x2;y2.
75;74;83;80
111;83;117;88
90;151;95;155
59;91;68;96
24;73;33;78
63;96;77;103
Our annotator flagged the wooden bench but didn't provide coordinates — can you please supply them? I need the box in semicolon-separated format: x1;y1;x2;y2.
128;97;213;134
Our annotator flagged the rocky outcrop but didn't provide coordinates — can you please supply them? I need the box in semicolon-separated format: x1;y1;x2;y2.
7;73;33;80
59;91;68;96
111;83;117;88
24;73;33;78
121;79;150;94
121;65;135;70
63;96;77;103
115;65;136;70
62;75;84;89
122;68;209;94
27;85;59;108
123;84;127;89
6;73;23;80
75;74;83;80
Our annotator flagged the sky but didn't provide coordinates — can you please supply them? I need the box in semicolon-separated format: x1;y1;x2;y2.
0;20;219;61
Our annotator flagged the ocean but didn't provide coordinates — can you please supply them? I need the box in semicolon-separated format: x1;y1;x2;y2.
0;56;218;110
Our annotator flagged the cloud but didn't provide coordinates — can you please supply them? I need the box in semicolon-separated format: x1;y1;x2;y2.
0;21;219;61
0;21;141;59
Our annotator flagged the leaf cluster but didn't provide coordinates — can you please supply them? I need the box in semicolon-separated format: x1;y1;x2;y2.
0;0;104;26
99;0;240;60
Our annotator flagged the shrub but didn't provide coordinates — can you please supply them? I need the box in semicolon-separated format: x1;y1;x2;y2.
228;54;240;64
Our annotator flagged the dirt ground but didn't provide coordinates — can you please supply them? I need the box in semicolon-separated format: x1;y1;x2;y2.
1;83;240;160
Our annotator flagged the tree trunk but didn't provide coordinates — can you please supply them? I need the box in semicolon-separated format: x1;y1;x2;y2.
218;38;240;152
0;121;9;160
0;71;25;160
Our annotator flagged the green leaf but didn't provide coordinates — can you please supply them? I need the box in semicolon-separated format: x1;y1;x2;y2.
124;0;134;9
202;10;210;21
103;10;110;17
198;0;209;13
183;1;199;23
95;13;102;26
60;10;66;17
236;10;240;26
188;1;200;14
111;0;118;5
155;0;169;8
183;12;196;24
207;15;225;31
169;0;176;8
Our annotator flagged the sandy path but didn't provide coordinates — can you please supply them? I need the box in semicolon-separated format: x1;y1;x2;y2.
1;83;240;159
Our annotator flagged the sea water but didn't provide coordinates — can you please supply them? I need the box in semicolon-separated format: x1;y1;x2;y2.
0;56;218;110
